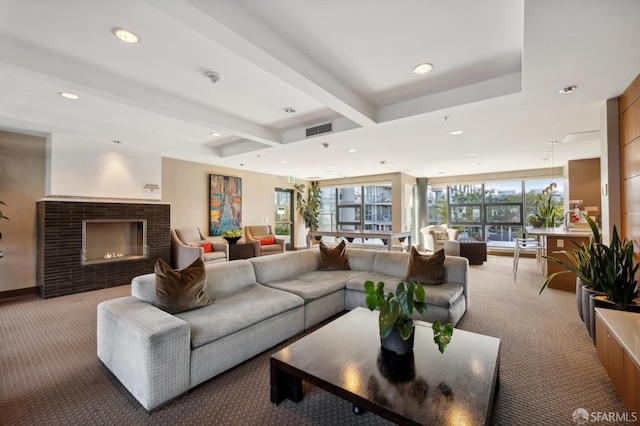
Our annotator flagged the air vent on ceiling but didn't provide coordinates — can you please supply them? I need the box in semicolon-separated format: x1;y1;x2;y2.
305;122;333;137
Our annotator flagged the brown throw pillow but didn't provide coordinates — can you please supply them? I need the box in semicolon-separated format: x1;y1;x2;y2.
319;240;350;270
154;257;212;314
404;247;445;285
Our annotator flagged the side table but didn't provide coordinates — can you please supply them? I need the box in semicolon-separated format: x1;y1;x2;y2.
444;239;487;265
228;242;255;261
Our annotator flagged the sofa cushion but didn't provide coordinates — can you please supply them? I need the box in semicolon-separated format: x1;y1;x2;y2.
346;272;404;292
345;272;463;309
176;283;303;349
421;283;464;308
261;270;367;302
154;257;212;314
319;240;350;270
202;259;258;299
203;251;226;262
260;243;283;253
251;250;318;282
372;251;410;277
344;249;377;271
405;247;445;285
199;241;213;253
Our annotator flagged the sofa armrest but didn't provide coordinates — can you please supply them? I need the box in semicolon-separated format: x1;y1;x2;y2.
275;237;286;248
211;243;229;261
97;297;191;411
245;238;260;257
443;256;470;309
172;242;204;269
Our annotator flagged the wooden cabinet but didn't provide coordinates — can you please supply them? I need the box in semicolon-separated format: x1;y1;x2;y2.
595;311;608;365
625;350;640;420
595;310;640;424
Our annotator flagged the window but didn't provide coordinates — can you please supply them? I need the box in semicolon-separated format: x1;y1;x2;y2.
319;183;393;237
429;179;564;248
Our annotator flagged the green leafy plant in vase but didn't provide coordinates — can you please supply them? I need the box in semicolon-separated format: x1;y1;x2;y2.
364;280;453;355
528;193;563;227
221;228;242;244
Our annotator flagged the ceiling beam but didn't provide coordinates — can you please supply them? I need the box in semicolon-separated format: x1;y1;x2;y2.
151;0;377;127
0;35;281;146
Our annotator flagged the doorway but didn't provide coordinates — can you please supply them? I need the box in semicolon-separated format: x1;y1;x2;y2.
274;188;294;250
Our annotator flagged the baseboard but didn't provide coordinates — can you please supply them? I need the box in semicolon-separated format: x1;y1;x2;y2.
0;287;37;300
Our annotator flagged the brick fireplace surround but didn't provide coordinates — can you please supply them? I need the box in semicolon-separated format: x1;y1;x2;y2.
36;199;170;299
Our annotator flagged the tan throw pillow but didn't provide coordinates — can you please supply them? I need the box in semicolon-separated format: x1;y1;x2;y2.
404;247;445;285
319;240;350;270
154;257;212;314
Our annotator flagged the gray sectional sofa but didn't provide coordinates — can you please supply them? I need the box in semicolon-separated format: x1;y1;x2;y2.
97;248;469;411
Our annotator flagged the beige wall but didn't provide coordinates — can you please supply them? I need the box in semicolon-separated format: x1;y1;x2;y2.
0;131;46;292
161;157;308;248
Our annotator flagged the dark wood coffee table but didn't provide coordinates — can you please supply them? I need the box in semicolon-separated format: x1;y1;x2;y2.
271;308;500;425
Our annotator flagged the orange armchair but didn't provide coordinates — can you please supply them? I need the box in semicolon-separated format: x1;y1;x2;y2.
171;228;228;268
244;225;285;257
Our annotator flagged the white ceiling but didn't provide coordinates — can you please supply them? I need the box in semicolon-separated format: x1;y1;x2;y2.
1;0;639;181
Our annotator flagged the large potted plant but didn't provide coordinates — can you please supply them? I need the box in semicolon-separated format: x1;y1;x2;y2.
539;215;604;328
294;181;320;230
364;280;453;355
0;200;8;259
541;216;640;340
587;224;639;338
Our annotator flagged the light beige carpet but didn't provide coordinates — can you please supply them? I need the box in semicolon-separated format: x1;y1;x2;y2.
0;255;632;425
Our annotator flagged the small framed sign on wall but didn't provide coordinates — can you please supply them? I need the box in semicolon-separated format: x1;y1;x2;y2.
209;174;242;236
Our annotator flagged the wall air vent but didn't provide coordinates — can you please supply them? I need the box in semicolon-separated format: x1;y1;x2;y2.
305;122;333;137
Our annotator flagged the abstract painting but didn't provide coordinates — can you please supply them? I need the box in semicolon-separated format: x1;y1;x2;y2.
209;174;242;236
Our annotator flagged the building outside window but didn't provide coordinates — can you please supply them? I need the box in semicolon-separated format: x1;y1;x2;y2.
318;183;392;245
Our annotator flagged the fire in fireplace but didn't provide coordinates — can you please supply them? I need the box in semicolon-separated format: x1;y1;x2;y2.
82;219;148;265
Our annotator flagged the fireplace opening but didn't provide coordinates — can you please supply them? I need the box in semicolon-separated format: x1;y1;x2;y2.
82;219;148;265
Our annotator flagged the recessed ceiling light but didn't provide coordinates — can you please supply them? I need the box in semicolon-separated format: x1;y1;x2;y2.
468;153;478;157
548;141;557;145
281;160;288;164
347;148;356;152
283;107;296;114
113;140;122;144
450;130;464;135
559;85;577;94
113;28;139;44
413;63;433;74
210;132;221;137
59;92;79;100
438;171;445;175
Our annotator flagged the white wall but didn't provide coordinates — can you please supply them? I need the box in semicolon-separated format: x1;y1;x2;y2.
47;133;161;200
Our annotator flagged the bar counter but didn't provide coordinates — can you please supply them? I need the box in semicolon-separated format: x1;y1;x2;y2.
526;226;592;292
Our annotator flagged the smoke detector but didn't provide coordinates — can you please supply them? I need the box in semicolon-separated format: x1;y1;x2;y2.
205;71;223;84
